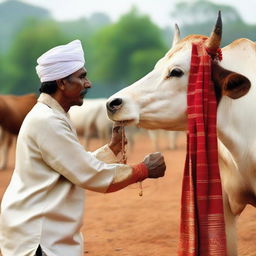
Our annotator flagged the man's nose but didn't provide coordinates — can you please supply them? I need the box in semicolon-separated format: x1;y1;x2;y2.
84;79;92;88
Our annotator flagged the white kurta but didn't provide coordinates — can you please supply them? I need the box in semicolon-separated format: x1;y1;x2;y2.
0;93;132;256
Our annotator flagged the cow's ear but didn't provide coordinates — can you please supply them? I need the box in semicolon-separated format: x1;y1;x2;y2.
222;72;251;99
212;62;251;99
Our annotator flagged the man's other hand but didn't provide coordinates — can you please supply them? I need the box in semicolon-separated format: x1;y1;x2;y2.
143;152;166;178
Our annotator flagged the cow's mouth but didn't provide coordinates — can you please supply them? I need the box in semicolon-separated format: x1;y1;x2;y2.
115;119;136;126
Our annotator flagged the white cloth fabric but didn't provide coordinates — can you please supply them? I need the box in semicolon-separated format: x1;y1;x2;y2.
36;40;85;82
0;93;132;256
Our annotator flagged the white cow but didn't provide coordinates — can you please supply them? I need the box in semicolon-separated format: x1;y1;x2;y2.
69;99;165;152
147;130;181;151
106;13;255;256
69;98;113;148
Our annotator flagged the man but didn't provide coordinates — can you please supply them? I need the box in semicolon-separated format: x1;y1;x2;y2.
0;40;166;256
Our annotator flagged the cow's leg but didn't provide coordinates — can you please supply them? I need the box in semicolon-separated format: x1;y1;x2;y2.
104;124;112;145
0;129;6;170
147;130;160;151
223;192;239;256
125;126;138;153
98;127;109;146
167;131;179;150
83;123;91;150
217;140;246;256
0;129;12;170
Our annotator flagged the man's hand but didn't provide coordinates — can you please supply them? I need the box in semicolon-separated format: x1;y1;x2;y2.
108;123;127;155
143;152;166;178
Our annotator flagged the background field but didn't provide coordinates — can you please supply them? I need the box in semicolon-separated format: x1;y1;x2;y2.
0;132;255;256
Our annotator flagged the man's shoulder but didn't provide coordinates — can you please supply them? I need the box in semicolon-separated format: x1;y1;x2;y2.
29;102;55;120
25;102;66;128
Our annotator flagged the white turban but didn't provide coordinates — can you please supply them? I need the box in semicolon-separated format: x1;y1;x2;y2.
36;40;85;82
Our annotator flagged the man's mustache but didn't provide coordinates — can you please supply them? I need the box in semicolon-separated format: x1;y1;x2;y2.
80;88;89;97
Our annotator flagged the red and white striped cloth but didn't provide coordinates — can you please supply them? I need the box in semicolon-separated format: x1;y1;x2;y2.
178;42;227;256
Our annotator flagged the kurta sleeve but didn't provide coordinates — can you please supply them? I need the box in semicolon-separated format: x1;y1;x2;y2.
92;144;120;164
33;115;133;193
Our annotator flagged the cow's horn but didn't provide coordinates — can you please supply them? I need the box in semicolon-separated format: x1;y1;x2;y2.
172;23;180;47
205;11;222;54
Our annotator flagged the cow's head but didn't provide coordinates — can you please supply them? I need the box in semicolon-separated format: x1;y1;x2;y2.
106;12;250;131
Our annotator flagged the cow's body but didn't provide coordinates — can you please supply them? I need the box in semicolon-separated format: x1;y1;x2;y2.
0;93;38;134
218;38;256;212
106;17;255;255
0;93;37;170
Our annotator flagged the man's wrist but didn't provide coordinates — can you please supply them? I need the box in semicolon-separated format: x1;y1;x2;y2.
131;163;148;183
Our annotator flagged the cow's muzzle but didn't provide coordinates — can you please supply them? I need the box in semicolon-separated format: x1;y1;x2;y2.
106;98;123;114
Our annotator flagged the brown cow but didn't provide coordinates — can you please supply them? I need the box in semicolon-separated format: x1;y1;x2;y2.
0;93;38;169
0;93;38;134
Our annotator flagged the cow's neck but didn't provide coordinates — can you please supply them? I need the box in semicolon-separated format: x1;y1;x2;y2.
217;92;256;169
217;41;256;172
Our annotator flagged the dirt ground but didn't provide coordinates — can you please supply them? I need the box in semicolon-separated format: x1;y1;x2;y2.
0;132;256;256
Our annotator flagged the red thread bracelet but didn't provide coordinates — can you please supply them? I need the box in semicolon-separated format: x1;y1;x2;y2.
131;163;148;183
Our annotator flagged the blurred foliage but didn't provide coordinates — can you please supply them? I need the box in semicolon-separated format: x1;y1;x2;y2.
128;48;166;82
58;13;111;42
0;0;255;97
87;7;167;93
5;19;68;95
0;0;50;53
171;0;256;47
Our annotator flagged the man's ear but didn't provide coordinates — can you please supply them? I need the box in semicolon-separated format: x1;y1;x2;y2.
212;62;251;99
56;79;66;91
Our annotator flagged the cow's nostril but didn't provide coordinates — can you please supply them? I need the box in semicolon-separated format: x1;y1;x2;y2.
107;98;123;113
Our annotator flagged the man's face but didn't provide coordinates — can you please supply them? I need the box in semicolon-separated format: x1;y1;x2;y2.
63;67;91;107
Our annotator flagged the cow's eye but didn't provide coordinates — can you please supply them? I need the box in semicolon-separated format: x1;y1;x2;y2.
167;68;184;78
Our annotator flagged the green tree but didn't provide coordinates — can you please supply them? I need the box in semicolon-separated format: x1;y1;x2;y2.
0;54;6;93
88;7;167;90
0;0;51;53
0;55;13;94
128;48;165;83
7;18;68;95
